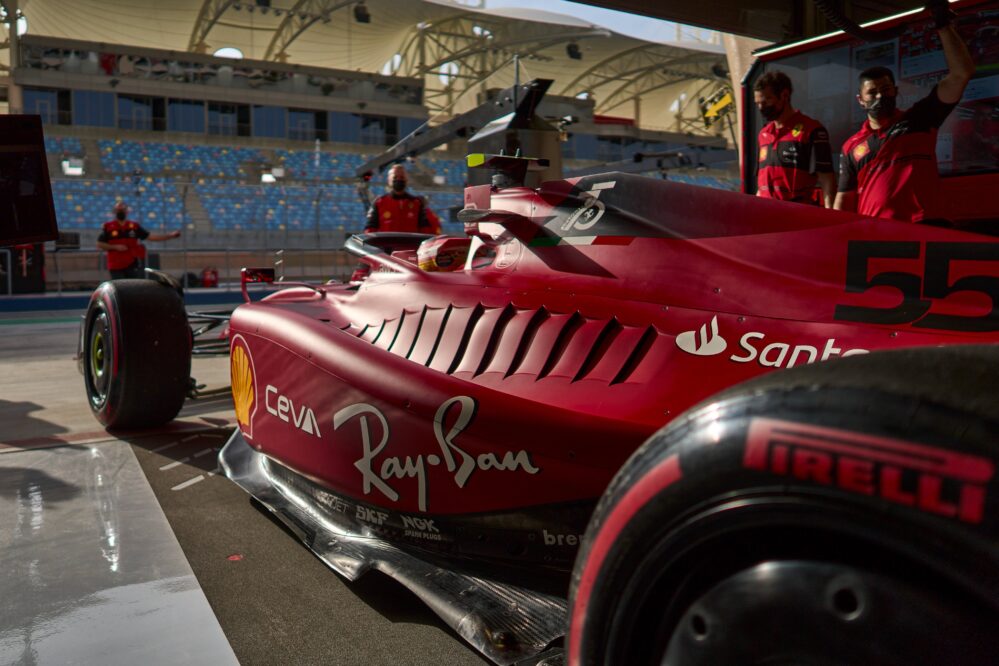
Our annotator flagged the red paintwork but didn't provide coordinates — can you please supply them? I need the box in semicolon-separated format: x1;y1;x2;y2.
228;174;999;515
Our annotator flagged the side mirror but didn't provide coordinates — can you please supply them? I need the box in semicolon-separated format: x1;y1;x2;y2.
241;267;275;303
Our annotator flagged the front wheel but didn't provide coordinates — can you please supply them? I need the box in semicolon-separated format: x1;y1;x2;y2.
83;279;191;429
569;346;999;665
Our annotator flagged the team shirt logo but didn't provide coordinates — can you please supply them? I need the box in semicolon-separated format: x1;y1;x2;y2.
853;143;869;160
791;123;804;138
759;145;768;161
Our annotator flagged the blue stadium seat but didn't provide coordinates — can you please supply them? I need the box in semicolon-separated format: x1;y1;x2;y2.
50;178;190;230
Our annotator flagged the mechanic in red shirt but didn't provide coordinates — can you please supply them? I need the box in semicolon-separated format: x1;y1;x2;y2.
364;164;442;234
96;201;181;279
833;3;975;223
753;70;836;207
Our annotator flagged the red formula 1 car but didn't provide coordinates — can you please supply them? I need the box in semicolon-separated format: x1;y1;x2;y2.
81;155;999;665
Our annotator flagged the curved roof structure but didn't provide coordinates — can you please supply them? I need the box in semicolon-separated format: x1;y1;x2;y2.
5;0;733;134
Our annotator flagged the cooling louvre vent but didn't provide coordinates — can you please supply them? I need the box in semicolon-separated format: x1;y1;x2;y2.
351;305;661;385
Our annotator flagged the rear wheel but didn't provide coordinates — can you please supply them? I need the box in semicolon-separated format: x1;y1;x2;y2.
569;346;999;665
83;279;191;429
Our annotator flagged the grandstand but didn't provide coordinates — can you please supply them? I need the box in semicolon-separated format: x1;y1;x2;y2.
43;128;474;244
40;120;734;251
2;0;741;287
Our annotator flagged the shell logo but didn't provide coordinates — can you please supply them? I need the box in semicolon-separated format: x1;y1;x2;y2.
853;143;869;160
230;334;257;437
759;145;768;162
791;123;804;137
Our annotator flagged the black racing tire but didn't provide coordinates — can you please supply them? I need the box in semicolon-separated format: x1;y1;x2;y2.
568;345;999;666
82;279;191;429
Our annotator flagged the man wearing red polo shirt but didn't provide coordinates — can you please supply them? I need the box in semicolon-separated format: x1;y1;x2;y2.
754;71;836;207
833;2;975;223
364;164;441;235
97;201;181;280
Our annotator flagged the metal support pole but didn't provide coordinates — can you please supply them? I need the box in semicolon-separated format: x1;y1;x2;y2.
181;183;189;282
4;0;24;114
0;248;11;296
513;54;519;109
54;250;63;294
182;239;188;288
314;188;323;278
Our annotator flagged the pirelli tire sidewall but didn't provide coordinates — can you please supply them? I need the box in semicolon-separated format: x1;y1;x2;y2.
83;279;191;429
568;379;999;666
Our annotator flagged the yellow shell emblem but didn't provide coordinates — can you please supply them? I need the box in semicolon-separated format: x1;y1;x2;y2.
791;124;803;137
853;143;869;160
231;344;254;428
759;145;768;161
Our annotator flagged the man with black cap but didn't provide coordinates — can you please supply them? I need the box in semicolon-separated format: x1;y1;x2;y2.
96;201;181;279
834;0;975;223
364;164;441;235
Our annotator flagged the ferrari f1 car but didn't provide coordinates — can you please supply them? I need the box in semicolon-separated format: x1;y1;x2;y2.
81;153;999;664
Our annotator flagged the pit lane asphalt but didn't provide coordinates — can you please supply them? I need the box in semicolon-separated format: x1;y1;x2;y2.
0;310;489;665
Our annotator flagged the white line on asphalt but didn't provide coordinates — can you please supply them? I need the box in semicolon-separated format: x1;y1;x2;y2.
151;441;180;454
160;459;186;471
159;447;216;471
172;475;205;491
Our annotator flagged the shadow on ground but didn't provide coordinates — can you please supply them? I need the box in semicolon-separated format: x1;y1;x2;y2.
0;400;69;445
117;426;487;666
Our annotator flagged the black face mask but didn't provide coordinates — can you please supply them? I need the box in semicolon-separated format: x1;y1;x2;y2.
391;180;406;193
116;211;127;220
760;103;783;122
865;94;897;120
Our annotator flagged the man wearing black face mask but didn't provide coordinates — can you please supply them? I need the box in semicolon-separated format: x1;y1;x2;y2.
96;201;180;279
754;71;835;206
834;1;974;223
363;164;442;234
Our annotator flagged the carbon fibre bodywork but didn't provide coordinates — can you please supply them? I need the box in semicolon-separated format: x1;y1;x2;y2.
221;430;567;665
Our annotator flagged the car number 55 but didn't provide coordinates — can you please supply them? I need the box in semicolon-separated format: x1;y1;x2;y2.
834;240;999;332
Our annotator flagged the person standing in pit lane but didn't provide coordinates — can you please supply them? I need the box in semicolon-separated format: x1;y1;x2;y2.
833;1;975;223
364;164;442;235
754;70;836;207
96;201;181;280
